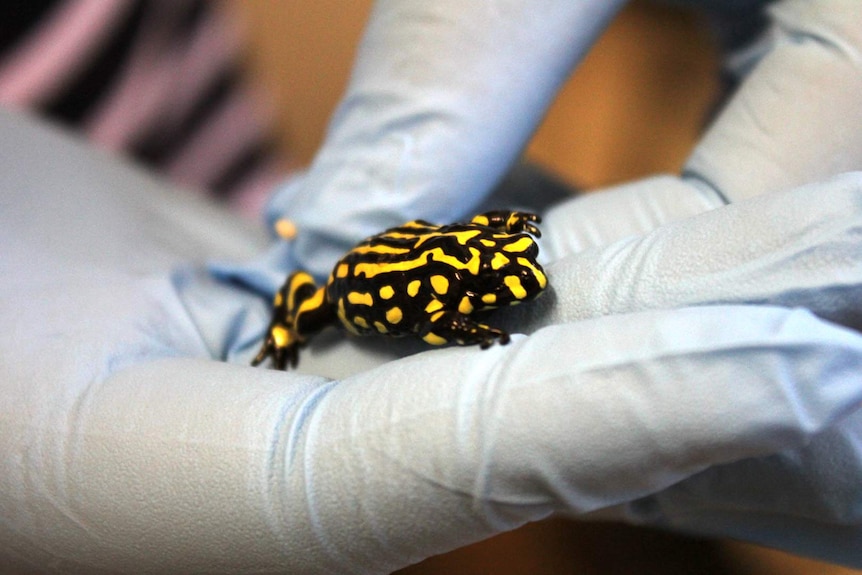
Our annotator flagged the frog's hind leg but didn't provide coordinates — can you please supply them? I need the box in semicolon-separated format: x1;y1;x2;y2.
469;210;542;237
418;310;510;349
252;271;327;370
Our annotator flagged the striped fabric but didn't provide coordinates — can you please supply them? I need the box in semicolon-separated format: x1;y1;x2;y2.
0;0;288;218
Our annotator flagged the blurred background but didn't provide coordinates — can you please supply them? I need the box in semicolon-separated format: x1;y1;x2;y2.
228;1;862;573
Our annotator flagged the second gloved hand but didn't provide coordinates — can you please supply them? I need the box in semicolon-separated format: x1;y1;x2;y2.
488;171;862;566
509;171;862;335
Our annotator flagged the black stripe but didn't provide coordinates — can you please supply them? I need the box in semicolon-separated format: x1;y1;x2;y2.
0;0;59;52
128;0;242;166
42;0;209;127
131;65;239;167
176;0;207;35
211;139;279;196
41;0;147;124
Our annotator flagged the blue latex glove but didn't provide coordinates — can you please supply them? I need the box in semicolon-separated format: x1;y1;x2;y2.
4;0;862;573
3;119;862;573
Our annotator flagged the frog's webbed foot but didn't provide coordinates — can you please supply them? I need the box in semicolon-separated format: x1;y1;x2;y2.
470;210;542;238
252;271;321;370
419;310;511;349
251;323;302;370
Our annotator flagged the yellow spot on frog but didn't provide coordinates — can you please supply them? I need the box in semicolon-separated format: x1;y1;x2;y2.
504;275;527;299
386;306;403;325
502;236;534;253
425;299;444;314
274;218;297;240
423;332;448;346
374;321;388;333
338;299;360;335
407;279;421;297
274;291;283;307
481;293;497;305
272;325;289;348
347;291;374;306
458;296;473;314
430;275;449;294
480;239;495;247
471;214;490;226
452;229;481;244
491;252;509;270
336;263;349;278
379;285;395;300
353;316;369;329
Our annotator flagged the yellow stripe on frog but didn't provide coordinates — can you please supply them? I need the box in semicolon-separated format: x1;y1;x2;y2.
504;275;527;299
353;247;480;278
517;257;547;288
502;236;534;253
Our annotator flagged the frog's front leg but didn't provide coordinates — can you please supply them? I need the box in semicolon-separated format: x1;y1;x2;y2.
418;310;510;349
470;210;542;237
252;272;333;370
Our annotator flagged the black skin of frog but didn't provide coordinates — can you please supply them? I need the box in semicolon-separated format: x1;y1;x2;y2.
251;210;548;370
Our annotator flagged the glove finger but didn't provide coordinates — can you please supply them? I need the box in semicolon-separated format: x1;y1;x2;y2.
605;409;862;567
7;304;859;574
503;172;862;336
299;304;862;571
540;174;725;260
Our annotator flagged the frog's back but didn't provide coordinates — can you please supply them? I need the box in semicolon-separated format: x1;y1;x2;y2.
324;225;461;336
252;211;546;370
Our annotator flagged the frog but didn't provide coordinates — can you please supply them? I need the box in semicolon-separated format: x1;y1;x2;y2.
251;210;548;370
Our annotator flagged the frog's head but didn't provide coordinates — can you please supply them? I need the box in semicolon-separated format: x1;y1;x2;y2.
482;236;547;304
504;258;547;302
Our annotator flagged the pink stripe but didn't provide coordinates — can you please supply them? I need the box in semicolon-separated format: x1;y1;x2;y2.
85;3;243;150
83;0;195;149
158;9;244;131
166;85;275;188
0;0;134;106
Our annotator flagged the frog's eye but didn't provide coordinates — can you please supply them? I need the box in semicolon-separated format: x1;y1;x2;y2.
517;257;547;290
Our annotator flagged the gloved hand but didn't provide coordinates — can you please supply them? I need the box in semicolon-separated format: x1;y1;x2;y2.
502;172;862;567
5;0;862;574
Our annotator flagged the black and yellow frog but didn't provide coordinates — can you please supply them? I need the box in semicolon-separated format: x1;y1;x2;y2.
252;210;548;370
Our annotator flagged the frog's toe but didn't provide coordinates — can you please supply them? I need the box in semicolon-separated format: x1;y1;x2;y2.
510;212;542;237
272;343;300;370
495;330;511;346
421;311;511;350
523;221;542;238
479;326;510;348
250;344;270;367
251;322;304;370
